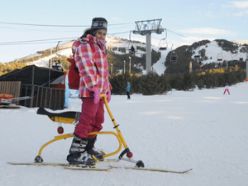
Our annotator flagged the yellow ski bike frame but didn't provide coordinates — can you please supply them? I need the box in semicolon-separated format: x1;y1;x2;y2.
34;95;144;167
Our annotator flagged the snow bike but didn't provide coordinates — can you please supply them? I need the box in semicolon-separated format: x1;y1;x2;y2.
34;94;145;168
9;94;192;174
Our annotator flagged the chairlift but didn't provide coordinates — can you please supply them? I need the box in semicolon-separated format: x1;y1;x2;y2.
170;51;177;63
129;45;135;55
159;38;168;50
159;29;168;50
217;53;223;62
52;61;63;72
159;47;167;50
49;41;64;72
194;55;204;67
128;31;136;55
194;55;201;63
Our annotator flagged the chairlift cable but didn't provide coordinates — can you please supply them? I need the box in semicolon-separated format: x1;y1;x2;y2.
0;21;130;28
166;28;186;38
0;37;75;45
0;30;133;46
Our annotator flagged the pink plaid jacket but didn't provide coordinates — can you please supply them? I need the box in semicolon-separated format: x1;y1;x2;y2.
72;34;111;97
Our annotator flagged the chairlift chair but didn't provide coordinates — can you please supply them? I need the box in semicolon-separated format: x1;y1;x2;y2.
194;55;201;63
170;51;177;63
217;53;223;62
129;45;135;55
159;38;168;51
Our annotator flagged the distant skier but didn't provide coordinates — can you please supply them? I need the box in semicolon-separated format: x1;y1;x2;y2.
223;86;230;95
126;81;131;99
66;17;111;167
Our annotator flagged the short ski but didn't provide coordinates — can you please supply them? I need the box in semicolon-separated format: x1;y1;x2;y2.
64;166;109;171
8;162;66;167
109;165;192;174
8;162;109;171
8;162;192;174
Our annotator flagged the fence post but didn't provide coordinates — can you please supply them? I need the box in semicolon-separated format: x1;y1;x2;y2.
30;66;35;107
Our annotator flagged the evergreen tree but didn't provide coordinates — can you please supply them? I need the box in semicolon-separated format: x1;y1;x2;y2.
139;73;166;95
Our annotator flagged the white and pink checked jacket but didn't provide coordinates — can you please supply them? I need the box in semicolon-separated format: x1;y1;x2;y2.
72;34;111;97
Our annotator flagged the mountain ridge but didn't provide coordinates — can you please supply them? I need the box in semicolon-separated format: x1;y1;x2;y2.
1;37;247;76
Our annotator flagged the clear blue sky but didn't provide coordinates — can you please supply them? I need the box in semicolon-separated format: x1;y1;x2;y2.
0;0;247;62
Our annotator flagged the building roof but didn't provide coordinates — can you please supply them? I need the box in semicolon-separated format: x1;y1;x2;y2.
0;65;64;86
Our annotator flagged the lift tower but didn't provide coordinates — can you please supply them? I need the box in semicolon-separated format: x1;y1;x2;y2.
133;19;164;73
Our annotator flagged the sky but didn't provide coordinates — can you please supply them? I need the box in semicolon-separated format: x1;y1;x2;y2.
0;0;247;62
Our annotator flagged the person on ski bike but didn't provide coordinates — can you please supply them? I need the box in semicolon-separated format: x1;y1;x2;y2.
67;17;111;167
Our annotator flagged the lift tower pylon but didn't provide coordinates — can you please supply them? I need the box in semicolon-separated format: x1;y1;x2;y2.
133;19;164;74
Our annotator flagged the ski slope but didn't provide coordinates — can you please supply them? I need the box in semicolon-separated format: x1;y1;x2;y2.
152;49;168;75
0;83;248;186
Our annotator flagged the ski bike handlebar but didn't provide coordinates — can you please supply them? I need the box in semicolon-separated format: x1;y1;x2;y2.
99;94;133;159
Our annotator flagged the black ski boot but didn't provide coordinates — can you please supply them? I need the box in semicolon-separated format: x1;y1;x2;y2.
86;137;105;161
67;136;96;167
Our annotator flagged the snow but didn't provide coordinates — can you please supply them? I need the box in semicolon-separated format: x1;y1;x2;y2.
29;48;72;68
1;82;248;186
29;54;58;67
107;36;168;75
107;36;159;59
23;36;168;75
56;48;72;57
152;49;168;75
192;41;247;64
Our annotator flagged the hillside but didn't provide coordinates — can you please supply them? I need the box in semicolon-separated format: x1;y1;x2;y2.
165;39;248;74
1;38;247;76
0;36;162;76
